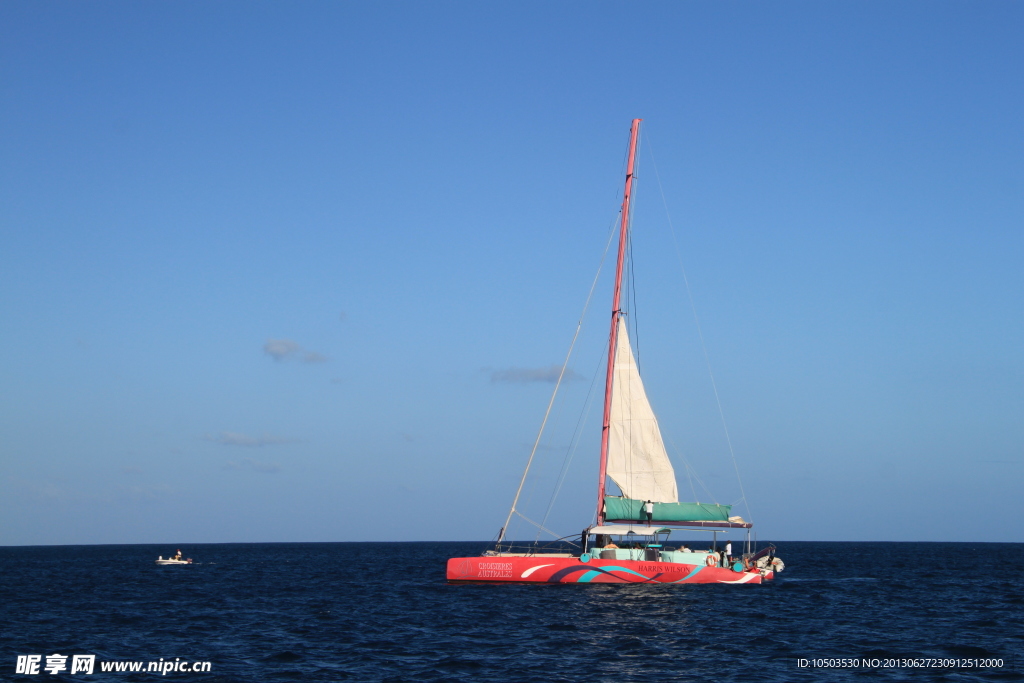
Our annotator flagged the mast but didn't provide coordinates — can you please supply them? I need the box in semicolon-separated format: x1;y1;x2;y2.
596;118;642;525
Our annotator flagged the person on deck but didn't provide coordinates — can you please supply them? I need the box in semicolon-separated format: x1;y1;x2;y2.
644;500;653;525
725;541;732;567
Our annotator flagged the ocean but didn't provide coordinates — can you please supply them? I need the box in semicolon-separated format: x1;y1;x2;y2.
1;542;1021;682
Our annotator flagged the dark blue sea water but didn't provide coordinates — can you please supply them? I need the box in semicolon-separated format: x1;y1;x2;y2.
2;542;1021;682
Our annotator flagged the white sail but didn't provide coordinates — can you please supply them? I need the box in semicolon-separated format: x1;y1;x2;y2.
606;317;679;503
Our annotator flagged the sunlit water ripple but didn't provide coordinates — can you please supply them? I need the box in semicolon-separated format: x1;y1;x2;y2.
1;542;1021;681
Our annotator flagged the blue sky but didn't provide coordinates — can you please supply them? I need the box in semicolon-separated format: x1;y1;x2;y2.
1;2;1021;545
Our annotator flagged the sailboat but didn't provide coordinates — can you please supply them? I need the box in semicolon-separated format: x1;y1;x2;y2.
447;120;784;584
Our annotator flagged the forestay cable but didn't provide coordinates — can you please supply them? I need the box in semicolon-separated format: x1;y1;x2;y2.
497;217;620;546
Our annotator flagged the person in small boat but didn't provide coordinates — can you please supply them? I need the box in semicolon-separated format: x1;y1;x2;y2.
174;549;182;561
644;500;653;525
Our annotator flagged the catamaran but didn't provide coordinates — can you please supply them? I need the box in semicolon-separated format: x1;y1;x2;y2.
447;119;783;584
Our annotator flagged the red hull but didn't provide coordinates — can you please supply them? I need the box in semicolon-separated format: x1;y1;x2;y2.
447;556;766;584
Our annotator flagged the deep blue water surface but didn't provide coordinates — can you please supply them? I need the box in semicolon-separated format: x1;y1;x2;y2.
2;542;1022;682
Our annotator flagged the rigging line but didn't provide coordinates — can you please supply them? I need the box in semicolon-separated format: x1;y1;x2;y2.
664;432;718;504
515;511;566;541
628;130;643;370
662;432;701;504
536;342;607;540
627;230;640;370
646;133;753;525
497;213;620;546
532;321;602;544
520;334;579;530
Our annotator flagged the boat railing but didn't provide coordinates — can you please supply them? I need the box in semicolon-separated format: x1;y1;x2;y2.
488;539;580;557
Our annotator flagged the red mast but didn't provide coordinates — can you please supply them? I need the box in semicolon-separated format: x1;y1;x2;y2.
596;118;642;525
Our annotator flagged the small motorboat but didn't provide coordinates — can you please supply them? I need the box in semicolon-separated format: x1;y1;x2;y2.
155;554;193;565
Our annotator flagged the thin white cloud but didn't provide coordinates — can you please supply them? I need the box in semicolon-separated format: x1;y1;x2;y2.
264;338;328;363
490;365;583;384
264;339;300;360
203;431;297;447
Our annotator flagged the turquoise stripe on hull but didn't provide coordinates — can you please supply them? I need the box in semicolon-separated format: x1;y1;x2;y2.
576;564;707;583
669;566;704;583
576;565;653;582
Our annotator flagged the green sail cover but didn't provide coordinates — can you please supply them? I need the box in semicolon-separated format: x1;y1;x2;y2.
604;496;731;522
